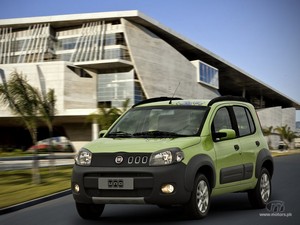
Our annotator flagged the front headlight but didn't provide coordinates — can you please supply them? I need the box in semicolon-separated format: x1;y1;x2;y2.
149;148;184;166
75;148;92;166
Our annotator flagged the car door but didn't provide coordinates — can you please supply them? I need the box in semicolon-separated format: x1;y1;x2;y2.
232;106;257;183
211;106;244;187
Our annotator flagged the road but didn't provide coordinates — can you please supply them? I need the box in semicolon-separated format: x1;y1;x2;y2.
1;154;300;225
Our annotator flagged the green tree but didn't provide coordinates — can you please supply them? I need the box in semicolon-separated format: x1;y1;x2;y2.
115;98;131;115
275;125;297;149
35;88;56;138
88;104;120;131
87;99;130;134
0;70;57;181
29;86;56;170
0;71;41;183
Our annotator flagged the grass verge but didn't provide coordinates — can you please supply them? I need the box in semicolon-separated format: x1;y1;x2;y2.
0;166;72;209
0;151;33;158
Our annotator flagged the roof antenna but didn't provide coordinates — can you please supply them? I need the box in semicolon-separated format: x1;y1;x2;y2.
169;82;181;104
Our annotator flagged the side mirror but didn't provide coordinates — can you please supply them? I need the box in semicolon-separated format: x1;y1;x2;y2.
98;130;108;138
214;129;236;141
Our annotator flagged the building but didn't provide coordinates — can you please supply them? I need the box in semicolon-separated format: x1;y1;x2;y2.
0;10;299;150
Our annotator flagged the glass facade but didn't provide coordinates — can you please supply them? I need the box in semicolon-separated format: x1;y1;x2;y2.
0;20;145;109
56;37;77;50
134;82;145;104
0;22;130;64
97;70;145;108
0;24;55;64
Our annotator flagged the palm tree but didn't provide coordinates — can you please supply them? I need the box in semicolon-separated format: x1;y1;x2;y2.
40;89;56;170
275;125;297;149
0;70;41;183
28;86;57;170
115;98;131;115
87;99;130;136
35;88;56;137
88;104;120;131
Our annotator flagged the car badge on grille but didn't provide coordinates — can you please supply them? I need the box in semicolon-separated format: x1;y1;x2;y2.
115;156;124;164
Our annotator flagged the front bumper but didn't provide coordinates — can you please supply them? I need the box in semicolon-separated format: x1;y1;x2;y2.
71;162;191;206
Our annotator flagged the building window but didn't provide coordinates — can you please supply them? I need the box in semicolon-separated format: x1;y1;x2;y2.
192;60;219;89
67;66;92;78
104;33;126;46
57;37;77;50
98;70;134;108
134;81;146;104
97;69;145;108
103;48;130;61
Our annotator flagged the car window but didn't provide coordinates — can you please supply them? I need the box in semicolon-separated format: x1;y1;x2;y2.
233;106;255;137
212;107;233;132
246;108;256;133
106;106;208;138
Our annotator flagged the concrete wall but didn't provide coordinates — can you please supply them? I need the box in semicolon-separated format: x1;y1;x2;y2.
64;66;97;110
257;106;296;149
257;107;283;129
0;62;97;116
257;106;296;131
0;62;96;148
0;62;65;114
122;19;219;99
282;108;296;131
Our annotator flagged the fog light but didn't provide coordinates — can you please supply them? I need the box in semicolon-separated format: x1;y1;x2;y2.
161;184;175;194
74;184;80;193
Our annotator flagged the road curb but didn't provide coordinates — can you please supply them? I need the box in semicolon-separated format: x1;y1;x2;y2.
0;189;72;215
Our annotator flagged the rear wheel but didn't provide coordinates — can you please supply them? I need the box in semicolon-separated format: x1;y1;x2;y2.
185;174;211;219
248;168;271;208
75;202;105;220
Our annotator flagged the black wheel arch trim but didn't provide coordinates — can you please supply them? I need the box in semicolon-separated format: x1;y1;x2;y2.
255;148;274;178
184;154;216;192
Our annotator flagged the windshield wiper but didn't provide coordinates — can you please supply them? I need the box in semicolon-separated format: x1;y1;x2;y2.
133;131;186;138
106;131;132;138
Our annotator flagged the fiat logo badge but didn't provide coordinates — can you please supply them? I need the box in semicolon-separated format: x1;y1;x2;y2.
115;156;124;164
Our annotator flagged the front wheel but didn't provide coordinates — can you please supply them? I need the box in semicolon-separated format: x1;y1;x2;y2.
248;168;272;208
185;174;211;219
75;202;105;220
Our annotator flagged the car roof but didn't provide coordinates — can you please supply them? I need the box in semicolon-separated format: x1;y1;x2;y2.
132;96;249;108
133;99;211;108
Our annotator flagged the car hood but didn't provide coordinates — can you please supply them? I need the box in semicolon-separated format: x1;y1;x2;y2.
84;137;201;153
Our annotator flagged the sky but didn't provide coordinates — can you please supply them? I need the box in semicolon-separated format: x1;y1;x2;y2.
1;0;300;120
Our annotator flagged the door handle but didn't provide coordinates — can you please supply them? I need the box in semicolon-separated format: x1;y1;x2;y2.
234;145;240;151
255;141;260;147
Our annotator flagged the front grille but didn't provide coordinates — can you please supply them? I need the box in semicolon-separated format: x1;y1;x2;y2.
91;153;152;167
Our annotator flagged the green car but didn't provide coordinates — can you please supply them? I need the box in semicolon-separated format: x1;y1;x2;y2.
72;96;274;220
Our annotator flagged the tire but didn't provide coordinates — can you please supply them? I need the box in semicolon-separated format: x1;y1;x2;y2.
75;202;105;220
185;174;211;219
248;168;271;208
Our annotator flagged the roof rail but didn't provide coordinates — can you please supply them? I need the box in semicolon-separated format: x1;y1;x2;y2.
208;95;249;106
132;97;182;108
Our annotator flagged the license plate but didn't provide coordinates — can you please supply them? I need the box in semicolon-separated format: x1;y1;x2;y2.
98;177;134;190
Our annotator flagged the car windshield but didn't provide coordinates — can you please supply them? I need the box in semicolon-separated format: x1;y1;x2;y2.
106;106;208;138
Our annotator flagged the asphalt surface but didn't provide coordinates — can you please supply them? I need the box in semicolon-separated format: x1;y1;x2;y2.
1;154;300;225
